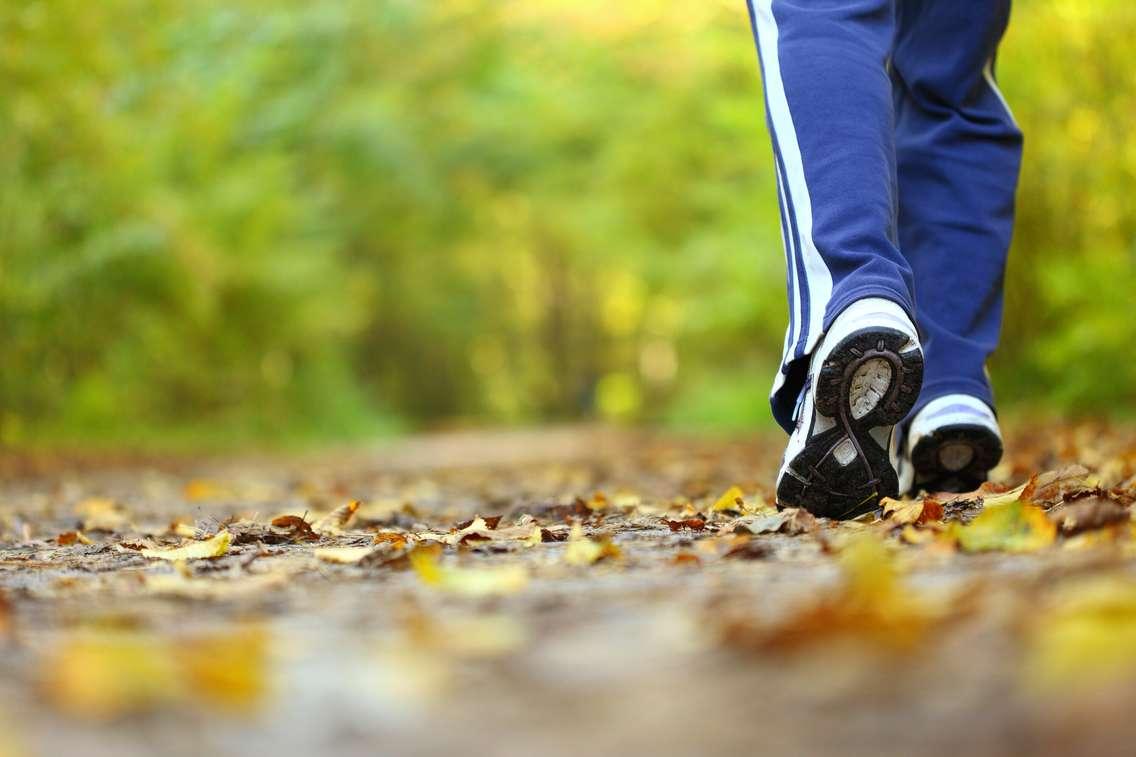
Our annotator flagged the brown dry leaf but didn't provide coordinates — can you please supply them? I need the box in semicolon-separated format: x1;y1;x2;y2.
140;530;232;561
409;546;529;597
1050;497;1130;536
672;552;702;567
0;591;10;637
950;500;1056;553
733;512;790;535
372;531;410;548
75;497;128;532
1031;464;1092;505
312;500;360;535
56;531;92;546
563;523;622;566
733;507;817;537
665;517;706;532
269;514;319;542
723;538;771;560
881;498;944;527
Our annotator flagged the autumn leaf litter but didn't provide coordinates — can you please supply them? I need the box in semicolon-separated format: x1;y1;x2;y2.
3;425;1136;755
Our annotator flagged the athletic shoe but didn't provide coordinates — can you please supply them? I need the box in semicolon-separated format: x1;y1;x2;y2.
893;394;1003;494
775;298;924;519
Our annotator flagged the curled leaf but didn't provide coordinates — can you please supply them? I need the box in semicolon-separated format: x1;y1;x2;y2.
141;530;232;561
312;501;360;535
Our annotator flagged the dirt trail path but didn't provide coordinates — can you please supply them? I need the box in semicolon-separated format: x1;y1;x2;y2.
2;424;1136;756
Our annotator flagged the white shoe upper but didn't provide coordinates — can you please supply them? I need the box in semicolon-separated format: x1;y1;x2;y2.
891;393;1003;494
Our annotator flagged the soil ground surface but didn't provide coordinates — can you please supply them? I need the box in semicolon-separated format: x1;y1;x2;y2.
3;423;1136;756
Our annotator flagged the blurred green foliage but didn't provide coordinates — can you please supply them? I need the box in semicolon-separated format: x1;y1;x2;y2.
1;0;1133;448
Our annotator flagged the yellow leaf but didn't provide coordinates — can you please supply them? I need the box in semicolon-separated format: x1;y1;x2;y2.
721;535;936;651
952;500;1056;553
563;523;621;566
44;633;180;719
712;486;747;512
182;479;223;501
141;530;232;561
881;497;920;525
900;525;936;545
75;497;128;532
174;628;268;712
409;547;528;598
1026;577;1136;690
170;522;198;539
314;546;375;564
585;491;609;511
43;627;268;719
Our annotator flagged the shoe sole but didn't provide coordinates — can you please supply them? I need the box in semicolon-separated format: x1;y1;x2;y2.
909;423;1003;494
776;327;923;519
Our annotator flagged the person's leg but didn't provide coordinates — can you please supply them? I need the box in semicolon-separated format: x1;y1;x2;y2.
891;0;1022;491
745;0;916;431
892;0;1021;415
745;0;924;517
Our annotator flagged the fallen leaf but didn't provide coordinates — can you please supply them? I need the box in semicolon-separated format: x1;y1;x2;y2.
672;552;702;567
373;531;410;548
585;491;609;511
564;523;622;566
314;546;376;564
0;591;10;637
174;628;268;712
665;518;706;532
56;531;92;546
1026;577;1136;690
312;500;360;534
951;500;1056;553
712;486;747;513
43;633;180;719
42;627;267;719
881;498;944;527
733;507;817;537
144;572;288;600
140;530;232;561
721;535;939;651
723;538;771;560
409;546;528;597
269;515;319;542
1050;497;1130;536
75;497;128;532
182;479;223;501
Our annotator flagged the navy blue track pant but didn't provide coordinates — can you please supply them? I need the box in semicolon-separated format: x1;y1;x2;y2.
746;0;1023;433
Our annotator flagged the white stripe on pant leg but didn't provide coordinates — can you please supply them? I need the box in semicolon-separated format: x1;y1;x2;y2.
774;166;801;358
983;57;1018;128
750;0;833;366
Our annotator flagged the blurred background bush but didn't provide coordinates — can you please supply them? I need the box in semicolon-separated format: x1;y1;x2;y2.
1;0;1133;449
